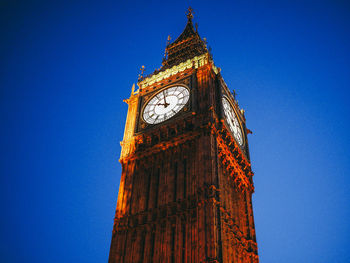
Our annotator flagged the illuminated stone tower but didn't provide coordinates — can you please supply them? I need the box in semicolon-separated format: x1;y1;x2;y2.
109;8;259;263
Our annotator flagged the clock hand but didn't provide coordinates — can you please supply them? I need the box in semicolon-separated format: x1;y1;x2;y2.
163;91;169;107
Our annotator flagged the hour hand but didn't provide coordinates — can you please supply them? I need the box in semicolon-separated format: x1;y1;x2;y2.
157;101;170;107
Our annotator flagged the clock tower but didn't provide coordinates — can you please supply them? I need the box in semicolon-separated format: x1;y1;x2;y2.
109;8;259;263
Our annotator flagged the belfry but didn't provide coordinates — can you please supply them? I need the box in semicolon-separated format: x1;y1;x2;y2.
109;8;259;263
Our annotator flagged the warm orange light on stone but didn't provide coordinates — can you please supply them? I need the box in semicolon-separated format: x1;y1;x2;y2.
108;9;258;263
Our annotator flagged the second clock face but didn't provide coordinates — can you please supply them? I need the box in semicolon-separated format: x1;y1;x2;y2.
222;97;244;146
143;85;190;125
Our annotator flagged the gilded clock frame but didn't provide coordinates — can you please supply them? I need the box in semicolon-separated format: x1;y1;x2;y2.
138;82;192;131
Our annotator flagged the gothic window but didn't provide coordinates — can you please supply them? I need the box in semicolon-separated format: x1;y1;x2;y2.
154;167;160;208
171;226;176;263
150;231;155;262
145;170;151;210
183;159;187;199
181;222;186;263
174;162;178;202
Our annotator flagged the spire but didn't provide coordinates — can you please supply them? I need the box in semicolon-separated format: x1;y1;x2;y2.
162;7;207;69
167;8;196;48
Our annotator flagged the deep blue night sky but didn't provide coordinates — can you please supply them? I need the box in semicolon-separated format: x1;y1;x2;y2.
1;1;350;262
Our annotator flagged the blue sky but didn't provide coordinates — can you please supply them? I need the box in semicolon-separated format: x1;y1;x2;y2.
1;1;350;262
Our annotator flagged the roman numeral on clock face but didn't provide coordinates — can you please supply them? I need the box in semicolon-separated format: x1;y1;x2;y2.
142;86;190;125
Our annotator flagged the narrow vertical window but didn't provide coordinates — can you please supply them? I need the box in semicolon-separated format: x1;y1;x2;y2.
174;162;178;202
145;171;151;210
140;232;146;262
171;226;176;263
130;231;137;262
244;191;251;239
183;159;187;199
154;167;160;208
150;231;155;262
122;231;128;263
129;171;136;213
182;222;186;263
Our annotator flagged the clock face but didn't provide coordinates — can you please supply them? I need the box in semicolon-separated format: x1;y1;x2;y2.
222;97;244;146
142;85;190;124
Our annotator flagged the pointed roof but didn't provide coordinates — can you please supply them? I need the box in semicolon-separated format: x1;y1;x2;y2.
162;7;207;69
168;11;197;48
138;8;209;82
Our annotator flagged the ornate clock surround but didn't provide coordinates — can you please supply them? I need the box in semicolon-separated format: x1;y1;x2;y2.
136;75;194;132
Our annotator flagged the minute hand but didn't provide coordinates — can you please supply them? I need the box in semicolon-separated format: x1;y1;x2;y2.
162;91;169;107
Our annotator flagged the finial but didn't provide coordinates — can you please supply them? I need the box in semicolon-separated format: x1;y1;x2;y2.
233;89;237;99
131;83;135;95
166;35;171;45
187;7;193;20
140;65;145;75
195;23;198;32
163;35;171;61
138;65;145;80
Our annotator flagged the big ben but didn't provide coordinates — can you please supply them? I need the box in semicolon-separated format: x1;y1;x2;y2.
109;8;259;263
